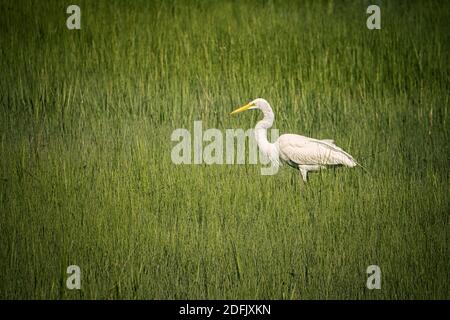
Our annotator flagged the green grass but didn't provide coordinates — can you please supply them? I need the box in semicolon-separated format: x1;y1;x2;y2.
0;0;449;299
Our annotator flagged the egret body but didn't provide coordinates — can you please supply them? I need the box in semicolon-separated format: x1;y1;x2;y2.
230;98;358;182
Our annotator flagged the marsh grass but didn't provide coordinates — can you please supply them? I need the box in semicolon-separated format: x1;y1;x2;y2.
0;0;448;299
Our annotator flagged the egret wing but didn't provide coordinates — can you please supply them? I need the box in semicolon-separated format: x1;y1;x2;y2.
278;134;357;167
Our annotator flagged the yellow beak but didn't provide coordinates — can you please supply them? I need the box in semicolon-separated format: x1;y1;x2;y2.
230;102;253;115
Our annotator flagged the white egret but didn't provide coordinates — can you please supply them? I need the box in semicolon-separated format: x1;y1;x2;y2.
230;98;358;182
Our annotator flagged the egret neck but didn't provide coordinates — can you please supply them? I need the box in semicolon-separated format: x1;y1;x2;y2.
254;101;278;162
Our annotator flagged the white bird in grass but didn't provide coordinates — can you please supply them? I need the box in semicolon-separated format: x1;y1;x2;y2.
230;98;358;182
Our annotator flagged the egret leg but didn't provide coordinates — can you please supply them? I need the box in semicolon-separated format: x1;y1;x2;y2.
299;168;308;182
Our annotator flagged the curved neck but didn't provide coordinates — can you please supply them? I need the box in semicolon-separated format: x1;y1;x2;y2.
254;106;275;155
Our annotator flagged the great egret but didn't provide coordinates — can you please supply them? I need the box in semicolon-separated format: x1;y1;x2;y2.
230;98;358;182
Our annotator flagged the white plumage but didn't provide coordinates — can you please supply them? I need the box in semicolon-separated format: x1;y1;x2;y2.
230;98;358;182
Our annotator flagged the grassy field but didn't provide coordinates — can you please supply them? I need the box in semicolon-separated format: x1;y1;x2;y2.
0;0;449;299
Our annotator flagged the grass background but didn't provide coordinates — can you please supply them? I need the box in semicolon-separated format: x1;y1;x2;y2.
0;0;448;299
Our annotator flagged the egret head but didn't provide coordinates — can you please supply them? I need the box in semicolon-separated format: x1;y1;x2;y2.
230;98;271;115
